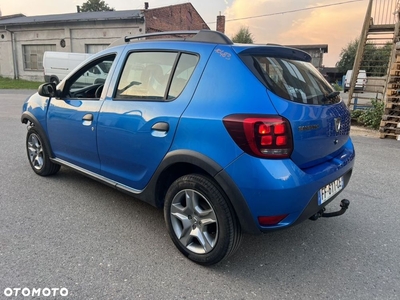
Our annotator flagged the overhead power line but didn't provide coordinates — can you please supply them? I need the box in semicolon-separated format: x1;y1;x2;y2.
207;0;365;24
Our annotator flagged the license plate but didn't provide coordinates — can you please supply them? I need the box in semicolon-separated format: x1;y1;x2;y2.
318;177;344;205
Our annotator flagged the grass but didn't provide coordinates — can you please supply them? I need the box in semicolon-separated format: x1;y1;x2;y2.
0;76;44;89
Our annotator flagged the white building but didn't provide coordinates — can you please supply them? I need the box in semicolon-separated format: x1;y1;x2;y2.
0;3;208;81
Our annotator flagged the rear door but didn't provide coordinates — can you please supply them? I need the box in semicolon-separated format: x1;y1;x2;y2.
239;50;351;168
96;50;202;190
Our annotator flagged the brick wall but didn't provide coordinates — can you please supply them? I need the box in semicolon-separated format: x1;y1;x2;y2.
143;3;209;33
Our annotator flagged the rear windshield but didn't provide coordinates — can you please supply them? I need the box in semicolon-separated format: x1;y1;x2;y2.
243;55;340;105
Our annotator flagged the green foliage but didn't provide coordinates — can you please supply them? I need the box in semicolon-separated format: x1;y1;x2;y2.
351;109;364;120
0;76;43;89
331;82;343;91
80;0;114;12
336;39;358;73
336;39;392;77
351;99;384;130
232;27;254;44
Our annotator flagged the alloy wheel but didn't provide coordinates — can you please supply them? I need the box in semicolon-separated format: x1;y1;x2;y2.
170;189;218;254
27;133;44;170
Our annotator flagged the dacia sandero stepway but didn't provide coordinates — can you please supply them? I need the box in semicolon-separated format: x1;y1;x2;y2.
22;30;355;265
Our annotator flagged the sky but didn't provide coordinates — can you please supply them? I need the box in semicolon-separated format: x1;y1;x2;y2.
0;0;372;66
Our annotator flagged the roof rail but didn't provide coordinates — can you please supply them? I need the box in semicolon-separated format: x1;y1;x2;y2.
190;30;233;45
123;29;233;45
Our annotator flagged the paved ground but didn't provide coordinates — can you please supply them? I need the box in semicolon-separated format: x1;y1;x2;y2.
350;126;380;138
1;90;399;299
340;91;378;109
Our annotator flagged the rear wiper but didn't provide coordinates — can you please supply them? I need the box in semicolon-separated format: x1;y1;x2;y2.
322;91;340;103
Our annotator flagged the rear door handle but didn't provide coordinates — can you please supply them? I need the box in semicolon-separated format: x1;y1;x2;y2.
151;122;169;132
83;114;93;121
82;113;93;126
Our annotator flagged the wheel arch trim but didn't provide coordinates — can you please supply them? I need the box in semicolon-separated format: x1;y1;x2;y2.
147;150;260;235
21;112;55;158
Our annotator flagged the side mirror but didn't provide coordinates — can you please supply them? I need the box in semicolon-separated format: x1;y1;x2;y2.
38;82;59;98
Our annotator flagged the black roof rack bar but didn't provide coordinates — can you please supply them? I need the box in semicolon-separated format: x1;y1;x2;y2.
124;29;233;45
124;30;199;42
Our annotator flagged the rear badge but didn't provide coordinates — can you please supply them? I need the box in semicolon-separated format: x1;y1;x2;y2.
298;124;319;131
334;117;341;132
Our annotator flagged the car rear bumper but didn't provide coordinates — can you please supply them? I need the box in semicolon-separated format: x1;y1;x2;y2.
222;138;355;233
286;167;353;229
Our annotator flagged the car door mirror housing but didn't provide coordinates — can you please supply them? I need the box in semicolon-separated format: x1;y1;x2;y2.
38;83;59;98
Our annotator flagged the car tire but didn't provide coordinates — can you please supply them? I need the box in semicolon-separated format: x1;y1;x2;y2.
26;128;60;176
164;174;242;265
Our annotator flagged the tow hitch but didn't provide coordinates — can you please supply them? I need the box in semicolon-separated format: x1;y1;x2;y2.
309;199;350;221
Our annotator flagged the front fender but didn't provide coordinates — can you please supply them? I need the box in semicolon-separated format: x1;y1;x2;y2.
21;92;50;128
21;94;55;158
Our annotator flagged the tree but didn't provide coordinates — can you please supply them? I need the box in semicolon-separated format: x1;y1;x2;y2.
232;27;254;44
80;0;114;12
336;39;392;77
336;39;358;73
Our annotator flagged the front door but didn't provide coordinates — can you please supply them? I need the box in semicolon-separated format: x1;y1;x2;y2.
47;54;116;173
47;98;102;173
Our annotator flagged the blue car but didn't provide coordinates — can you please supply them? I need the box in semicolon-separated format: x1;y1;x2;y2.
21;30;355;265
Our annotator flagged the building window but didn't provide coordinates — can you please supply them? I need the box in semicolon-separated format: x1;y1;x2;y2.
85;44;109;54
23;44;56;71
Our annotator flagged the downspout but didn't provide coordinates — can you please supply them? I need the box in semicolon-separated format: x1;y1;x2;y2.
5;26;19;79
70;28;73;52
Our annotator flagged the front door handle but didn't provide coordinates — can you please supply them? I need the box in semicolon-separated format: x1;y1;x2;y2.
151;122;169;132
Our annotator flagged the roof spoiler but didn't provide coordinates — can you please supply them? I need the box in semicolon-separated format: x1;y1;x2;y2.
237;46;312;62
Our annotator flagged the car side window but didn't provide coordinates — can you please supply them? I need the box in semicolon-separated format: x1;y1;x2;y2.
115;52;199;101
116;52;177;100
168;53;199;99
64;55;115;99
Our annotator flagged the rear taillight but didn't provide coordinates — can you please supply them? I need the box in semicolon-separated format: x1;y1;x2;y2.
223;114;293;158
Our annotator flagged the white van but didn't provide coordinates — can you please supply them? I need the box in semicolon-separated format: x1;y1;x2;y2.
343;70;367;92
74;62;111;87
43;51;92;84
